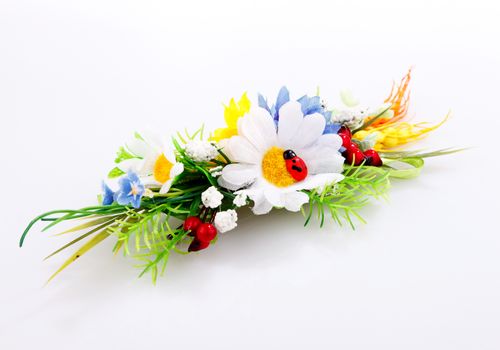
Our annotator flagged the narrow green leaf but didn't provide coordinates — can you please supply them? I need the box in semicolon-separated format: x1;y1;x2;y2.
46;229;111;284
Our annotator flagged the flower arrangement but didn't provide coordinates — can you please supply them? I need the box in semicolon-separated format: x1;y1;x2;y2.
20;69;461;283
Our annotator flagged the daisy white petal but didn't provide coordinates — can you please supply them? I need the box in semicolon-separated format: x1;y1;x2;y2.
246;189;273;215
159;179;173;194
277;101;303;148
264;187;285;208
288;173;344;192
226;136;261;164
126;139;150;158
283;191;309;212
139;129;163;150
162;146;177;164
237;108;277;152
316;133;343;150
117;158;144;173
170;162;184;178
291;113;326;149
218;164;258;191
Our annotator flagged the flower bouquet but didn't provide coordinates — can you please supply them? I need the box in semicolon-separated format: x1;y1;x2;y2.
20;69;460;282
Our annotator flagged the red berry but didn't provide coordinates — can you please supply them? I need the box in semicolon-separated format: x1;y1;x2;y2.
339;133;351;148
343;143;366;166
188;239;210;252
195;223;217;243
364;149;383;166
338;126;352;139
338;126;352;148
183;216;202;232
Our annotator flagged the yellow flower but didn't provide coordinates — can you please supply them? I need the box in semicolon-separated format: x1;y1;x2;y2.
210;92;251;141
354;116;449;151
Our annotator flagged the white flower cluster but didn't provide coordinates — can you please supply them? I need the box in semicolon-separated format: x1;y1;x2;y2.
233;192;248;207
330;107;369;130
214;209;238;233
185;141;219;162
201;186;224;208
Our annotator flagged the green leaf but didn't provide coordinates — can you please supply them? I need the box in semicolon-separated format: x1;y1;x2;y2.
108;167;125;179
114;146;135;163
383;157;424;179
54;216;119;236
46;229;112;284
45;219;118;260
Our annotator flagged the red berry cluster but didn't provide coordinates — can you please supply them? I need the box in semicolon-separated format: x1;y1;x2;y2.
183;216;218;252
338;126;383;167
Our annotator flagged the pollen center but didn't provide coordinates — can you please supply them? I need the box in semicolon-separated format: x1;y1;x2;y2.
154;154;173;183
261;146;296;187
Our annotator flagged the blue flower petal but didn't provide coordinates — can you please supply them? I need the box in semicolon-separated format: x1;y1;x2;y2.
130;194;142;209
258;93;271;114
298;95;323;116
323;123;342;135
102;182;115;205
323;110;332;120
275;86;290;114
115;191;131;206
127;171;140;183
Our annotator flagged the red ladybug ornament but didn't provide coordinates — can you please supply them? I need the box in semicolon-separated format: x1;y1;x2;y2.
183;216;202;232
283;150;308;181
343;142;366;166
188;239;210;252
364;149;383;167
195;223;218;243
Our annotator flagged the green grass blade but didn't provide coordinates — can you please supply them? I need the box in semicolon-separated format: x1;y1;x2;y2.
46;229;111;284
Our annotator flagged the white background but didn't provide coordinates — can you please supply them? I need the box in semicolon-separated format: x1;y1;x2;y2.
1;0;500;349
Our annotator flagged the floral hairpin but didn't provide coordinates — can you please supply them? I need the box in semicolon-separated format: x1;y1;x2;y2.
20;69;461;283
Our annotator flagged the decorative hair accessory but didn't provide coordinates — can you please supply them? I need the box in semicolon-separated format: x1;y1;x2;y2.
20;69;461;282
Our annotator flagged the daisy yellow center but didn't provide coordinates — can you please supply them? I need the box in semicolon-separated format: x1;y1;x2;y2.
154;154;173;184
261;146;296;187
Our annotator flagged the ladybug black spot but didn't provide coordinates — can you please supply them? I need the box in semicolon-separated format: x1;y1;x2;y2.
291;165;302;172
283;150;297;160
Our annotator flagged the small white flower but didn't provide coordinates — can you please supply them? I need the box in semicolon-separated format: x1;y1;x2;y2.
233;192;248;207
185;141;219;162
201;186;224;208
209;165;223;177
214;209;238;233
331;108;368;130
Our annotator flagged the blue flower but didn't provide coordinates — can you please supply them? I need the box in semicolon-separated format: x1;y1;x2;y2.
114;172;145;209
102;182;115;206
258;86;341;134
296;95;329;118
258;86;290;123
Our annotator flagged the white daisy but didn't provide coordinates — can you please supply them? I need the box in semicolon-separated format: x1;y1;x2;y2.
117;131;184;194
218;101;345;215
